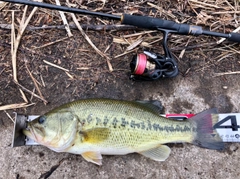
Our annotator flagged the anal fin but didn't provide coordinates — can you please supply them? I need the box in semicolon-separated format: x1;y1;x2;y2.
139;145;171;161
81;151;103;165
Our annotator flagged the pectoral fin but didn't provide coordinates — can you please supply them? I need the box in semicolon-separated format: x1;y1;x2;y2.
139;145;171;161
80;128;110;143
81;151;103;165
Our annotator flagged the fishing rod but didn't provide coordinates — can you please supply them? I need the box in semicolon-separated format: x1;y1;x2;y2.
2;0;240;80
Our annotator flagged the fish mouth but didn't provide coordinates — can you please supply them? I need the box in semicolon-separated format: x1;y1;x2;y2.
22;124;40;143
23;128;38;142
22;129;34;139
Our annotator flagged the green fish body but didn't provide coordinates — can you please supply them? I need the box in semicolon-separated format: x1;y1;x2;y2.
24;98;224;165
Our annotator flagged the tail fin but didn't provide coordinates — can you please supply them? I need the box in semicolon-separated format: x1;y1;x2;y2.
189;108;224;150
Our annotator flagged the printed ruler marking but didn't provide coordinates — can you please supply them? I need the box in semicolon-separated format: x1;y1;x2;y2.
215;114;240;142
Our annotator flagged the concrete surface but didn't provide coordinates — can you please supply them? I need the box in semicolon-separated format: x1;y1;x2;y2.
1;74;240;179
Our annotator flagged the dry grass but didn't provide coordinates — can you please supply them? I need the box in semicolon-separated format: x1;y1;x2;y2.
0;0;239;111
0;103;35;111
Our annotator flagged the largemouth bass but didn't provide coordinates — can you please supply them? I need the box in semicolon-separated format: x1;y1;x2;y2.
23;98;224;165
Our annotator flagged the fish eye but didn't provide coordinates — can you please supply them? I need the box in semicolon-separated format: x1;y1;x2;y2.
38;116;46;124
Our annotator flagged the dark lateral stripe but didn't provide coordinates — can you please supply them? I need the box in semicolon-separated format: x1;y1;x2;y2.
84;115;192;132
152;123;191;132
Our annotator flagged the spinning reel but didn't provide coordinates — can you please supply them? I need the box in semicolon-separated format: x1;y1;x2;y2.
130;30;178;81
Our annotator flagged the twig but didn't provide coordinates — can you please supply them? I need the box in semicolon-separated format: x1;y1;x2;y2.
13;81;48;104
11;10;28;103
216;53;234;62
25;63;48;104
104;44;111;53
179;38;191;59
65;71;74;79
0;1;7;11
148;37;163;45
39;75;46;87
0;103;35;111
30;88;36;101
71;13;113;72
223;0;235;11
114;49;136;58
33;37;69;49
4;110;15;123
126;38;143;51
77;67;90;70
11;11;16;81
19;89;28;103
55;0;73;37
121;31;157;38
113;37;152;48
214;71;240;77
147;2;177;19
224;45;240;55
187;0;199;16
43;60;70;72
188;0;221;9
0;23;137;31
211;11;240;14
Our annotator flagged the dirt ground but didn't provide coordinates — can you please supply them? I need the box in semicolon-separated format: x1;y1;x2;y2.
0;0;240;178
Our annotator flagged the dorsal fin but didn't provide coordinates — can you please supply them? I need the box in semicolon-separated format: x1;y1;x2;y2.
136;100;163;114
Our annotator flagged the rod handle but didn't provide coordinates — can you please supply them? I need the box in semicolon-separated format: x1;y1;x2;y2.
121;14;204;35
228;32;240;43
121;14;181;31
